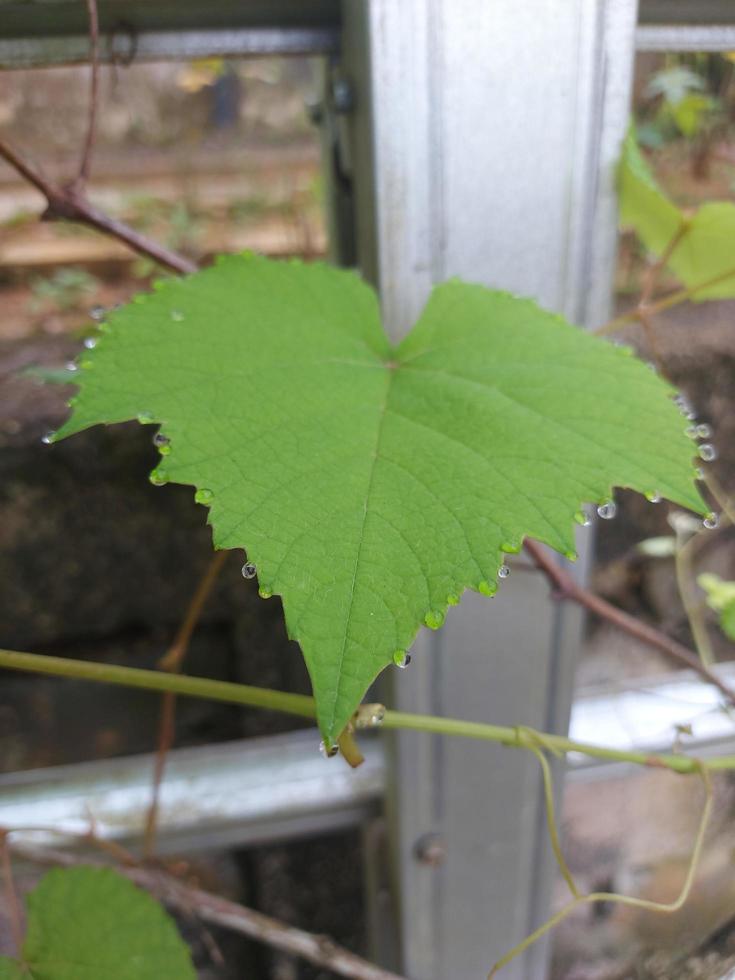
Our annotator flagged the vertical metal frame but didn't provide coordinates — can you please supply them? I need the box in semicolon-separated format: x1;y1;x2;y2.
340;1;639;975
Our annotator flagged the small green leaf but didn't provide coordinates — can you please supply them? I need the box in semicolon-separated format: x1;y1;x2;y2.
55;255;705;740
619;128;682;257
6;866;195;979
0;959;23;979
619;128;735;300
698;573;735;642
637;535;676;558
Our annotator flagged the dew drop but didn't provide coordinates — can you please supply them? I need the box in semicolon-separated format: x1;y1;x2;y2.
424;610;445;630
65;361;78;372
703;512;719;530
89;305;106;321
194;488;214;505
170;310;185;322
696;423;712;439
685;411;697;421
153;432;170;448
241;562;257;580
645;491;662;503
149;468;168;486
258;586;273;599
393;650;411;669
686;425;697;439
500;541;520;554
597;500;617;520
574;510;591;527
137;411;155;424
564;550;578;562
478;580;498;597
319;740;339;758
83;336;97;350
41;432;55;445
698;444;717;462
497;564;510;579
694;467;705;480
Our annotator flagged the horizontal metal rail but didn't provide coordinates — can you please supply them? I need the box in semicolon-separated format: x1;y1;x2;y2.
0;729;383;853
0;27;340;69
1;665;734;851
639;0;735;24
636;23;735;50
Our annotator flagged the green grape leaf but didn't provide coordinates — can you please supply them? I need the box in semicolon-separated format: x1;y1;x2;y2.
55;254;705;740
619;128;735;300
1;866;195;979
698;573;735;642
0;959;23;979
619;128;682;257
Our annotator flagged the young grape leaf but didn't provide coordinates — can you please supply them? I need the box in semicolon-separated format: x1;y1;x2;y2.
698;573;735;642
0;960;23;979
2;866;195;979
54;254;705;741
619;128;735;300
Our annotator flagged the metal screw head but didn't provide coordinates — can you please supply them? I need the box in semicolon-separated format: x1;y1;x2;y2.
413;832;446;867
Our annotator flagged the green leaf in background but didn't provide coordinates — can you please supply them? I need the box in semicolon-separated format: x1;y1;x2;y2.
644;66;705;106
698;573;735;642
55;255;705;740
619;128;682;256
618;128;735;300
0;959;24;979
1;866;195;980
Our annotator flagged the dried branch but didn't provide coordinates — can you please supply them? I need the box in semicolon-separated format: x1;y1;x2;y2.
0;140;197;276
524;538;735;705
11;844;409;980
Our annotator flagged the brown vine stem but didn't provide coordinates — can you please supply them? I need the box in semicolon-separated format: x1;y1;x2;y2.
10;843;410;980
523;538;735;705
143;551;229;859
1;832;24;957
597;260;735;336
0;140;197;276
75;0;100;188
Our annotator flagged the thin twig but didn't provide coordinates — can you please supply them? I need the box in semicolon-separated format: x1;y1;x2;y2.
488;764;713;978
4;647;735;773
143;551;229;858
11;843;410;980
597;261;735;336
675;530;715;668
0;139;197;275
75;0;100;188
524;538;735;705
639;218;691;308
0;832;24;957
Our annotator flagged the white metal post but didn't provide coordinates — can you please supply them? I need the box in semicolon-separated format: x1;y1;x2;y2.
341;1;639;976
